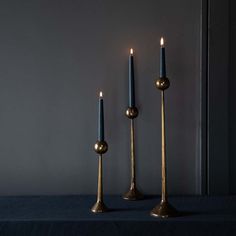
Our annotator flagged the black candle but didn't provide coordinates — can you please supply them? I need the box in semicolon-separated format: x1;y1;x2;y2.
160;37;166;77
129;48;135;107
98;92;104;141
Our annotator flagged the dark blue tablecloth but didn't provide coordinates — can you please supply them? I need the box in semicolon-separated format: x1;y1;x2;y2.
0;195;235;236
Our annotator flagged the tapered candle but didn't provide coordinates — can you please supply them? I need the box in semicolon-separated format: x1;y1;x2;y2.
129;48;135;108
98;91;104;141
160;37;166;77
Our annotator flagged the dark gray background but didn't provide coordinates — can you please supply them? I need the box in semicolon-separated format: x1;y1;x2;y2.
205;0;236;195
0;0;202;195
230;0;236;194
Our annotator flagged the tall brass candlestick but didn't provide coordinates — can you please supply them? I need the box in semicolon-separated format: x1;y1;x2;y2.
91;140;108;213
123;107;143;200
150;77;178;218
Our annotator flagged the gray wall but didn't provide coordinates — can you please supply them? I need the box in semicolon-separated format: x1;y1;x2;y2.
206;0;236;195
207;0;230;195
0;0;201;195
230;0;236;194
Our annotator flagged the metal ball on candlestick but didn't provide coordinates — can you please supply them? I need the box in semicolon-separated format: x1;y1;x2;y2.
94;141;108;155
156;77;170;91
126;107;139;119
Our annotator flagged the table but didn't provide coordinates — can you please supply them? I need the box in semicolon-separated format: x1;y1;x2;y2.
0;195;235;235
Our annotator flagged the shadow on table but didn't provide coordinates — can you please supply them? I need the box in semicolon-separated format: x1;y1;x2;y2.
108;207;148;212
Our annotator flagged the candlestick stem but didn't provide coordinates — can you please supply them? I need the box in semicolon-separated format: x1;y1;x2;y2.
150;76;178;218
97;155;103;202
123;107;143;200
161;91;167;202
91;155;108;213
131;119;136;188
92;140;108;213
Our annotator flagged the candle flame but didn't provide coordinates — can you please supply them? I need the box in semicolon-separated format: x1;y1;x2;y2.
99;91;103;98
130;48;134;55
160;37;164;46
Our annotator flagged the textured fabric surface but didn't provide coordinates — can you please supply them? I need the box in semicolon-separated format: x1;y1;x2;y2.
0;195;235;235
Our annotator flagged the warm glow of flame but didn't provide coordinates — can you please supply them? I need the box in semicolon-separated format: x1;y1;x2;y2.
99;91;103;98
130;48;133;55
160;37;164;46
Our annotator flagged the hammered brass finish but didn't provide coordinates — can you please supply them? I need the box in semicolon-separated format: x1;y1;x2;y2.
150;200;178;218
91;200;108;213
123;183;143;200
91;155;108;213
91;140;109;213
161;91;167;203
125;107;139;119
156;77;170;91
123;108;143;201
150;77;179;218
94;141;108;155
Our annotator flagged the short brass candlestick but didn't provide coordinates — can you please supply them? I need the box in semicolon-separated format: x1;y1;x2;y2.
150;77;178;218
91;140;108;213
123;107;143;200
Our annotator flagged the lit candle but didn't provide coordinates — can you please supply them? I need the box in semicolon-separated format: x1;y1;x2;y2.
129;48;135;108
160;37;166;77
98;91;104;141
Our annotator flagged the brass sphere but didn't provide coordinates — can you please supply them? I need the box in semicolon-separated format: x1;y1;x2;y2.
126;107;139;119
94;140;108;154
156;77;170;90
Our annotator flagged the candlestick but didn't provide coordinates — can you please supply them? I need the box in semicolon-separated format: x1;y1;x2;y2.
129;48;135;108
160;37;166;78
91;92;108;213
150;43;178;217
123;49;143;201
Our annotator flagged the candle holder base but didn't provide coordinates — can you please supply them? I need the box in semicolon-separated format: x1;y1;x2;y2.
150;200;178;218
123;186;143;201
91;201;108;213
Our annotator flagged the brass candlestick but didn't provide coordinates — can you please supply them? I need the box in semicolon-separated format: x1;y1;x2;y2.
91;140;108;213
123;107;143;200
150;77;178;218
